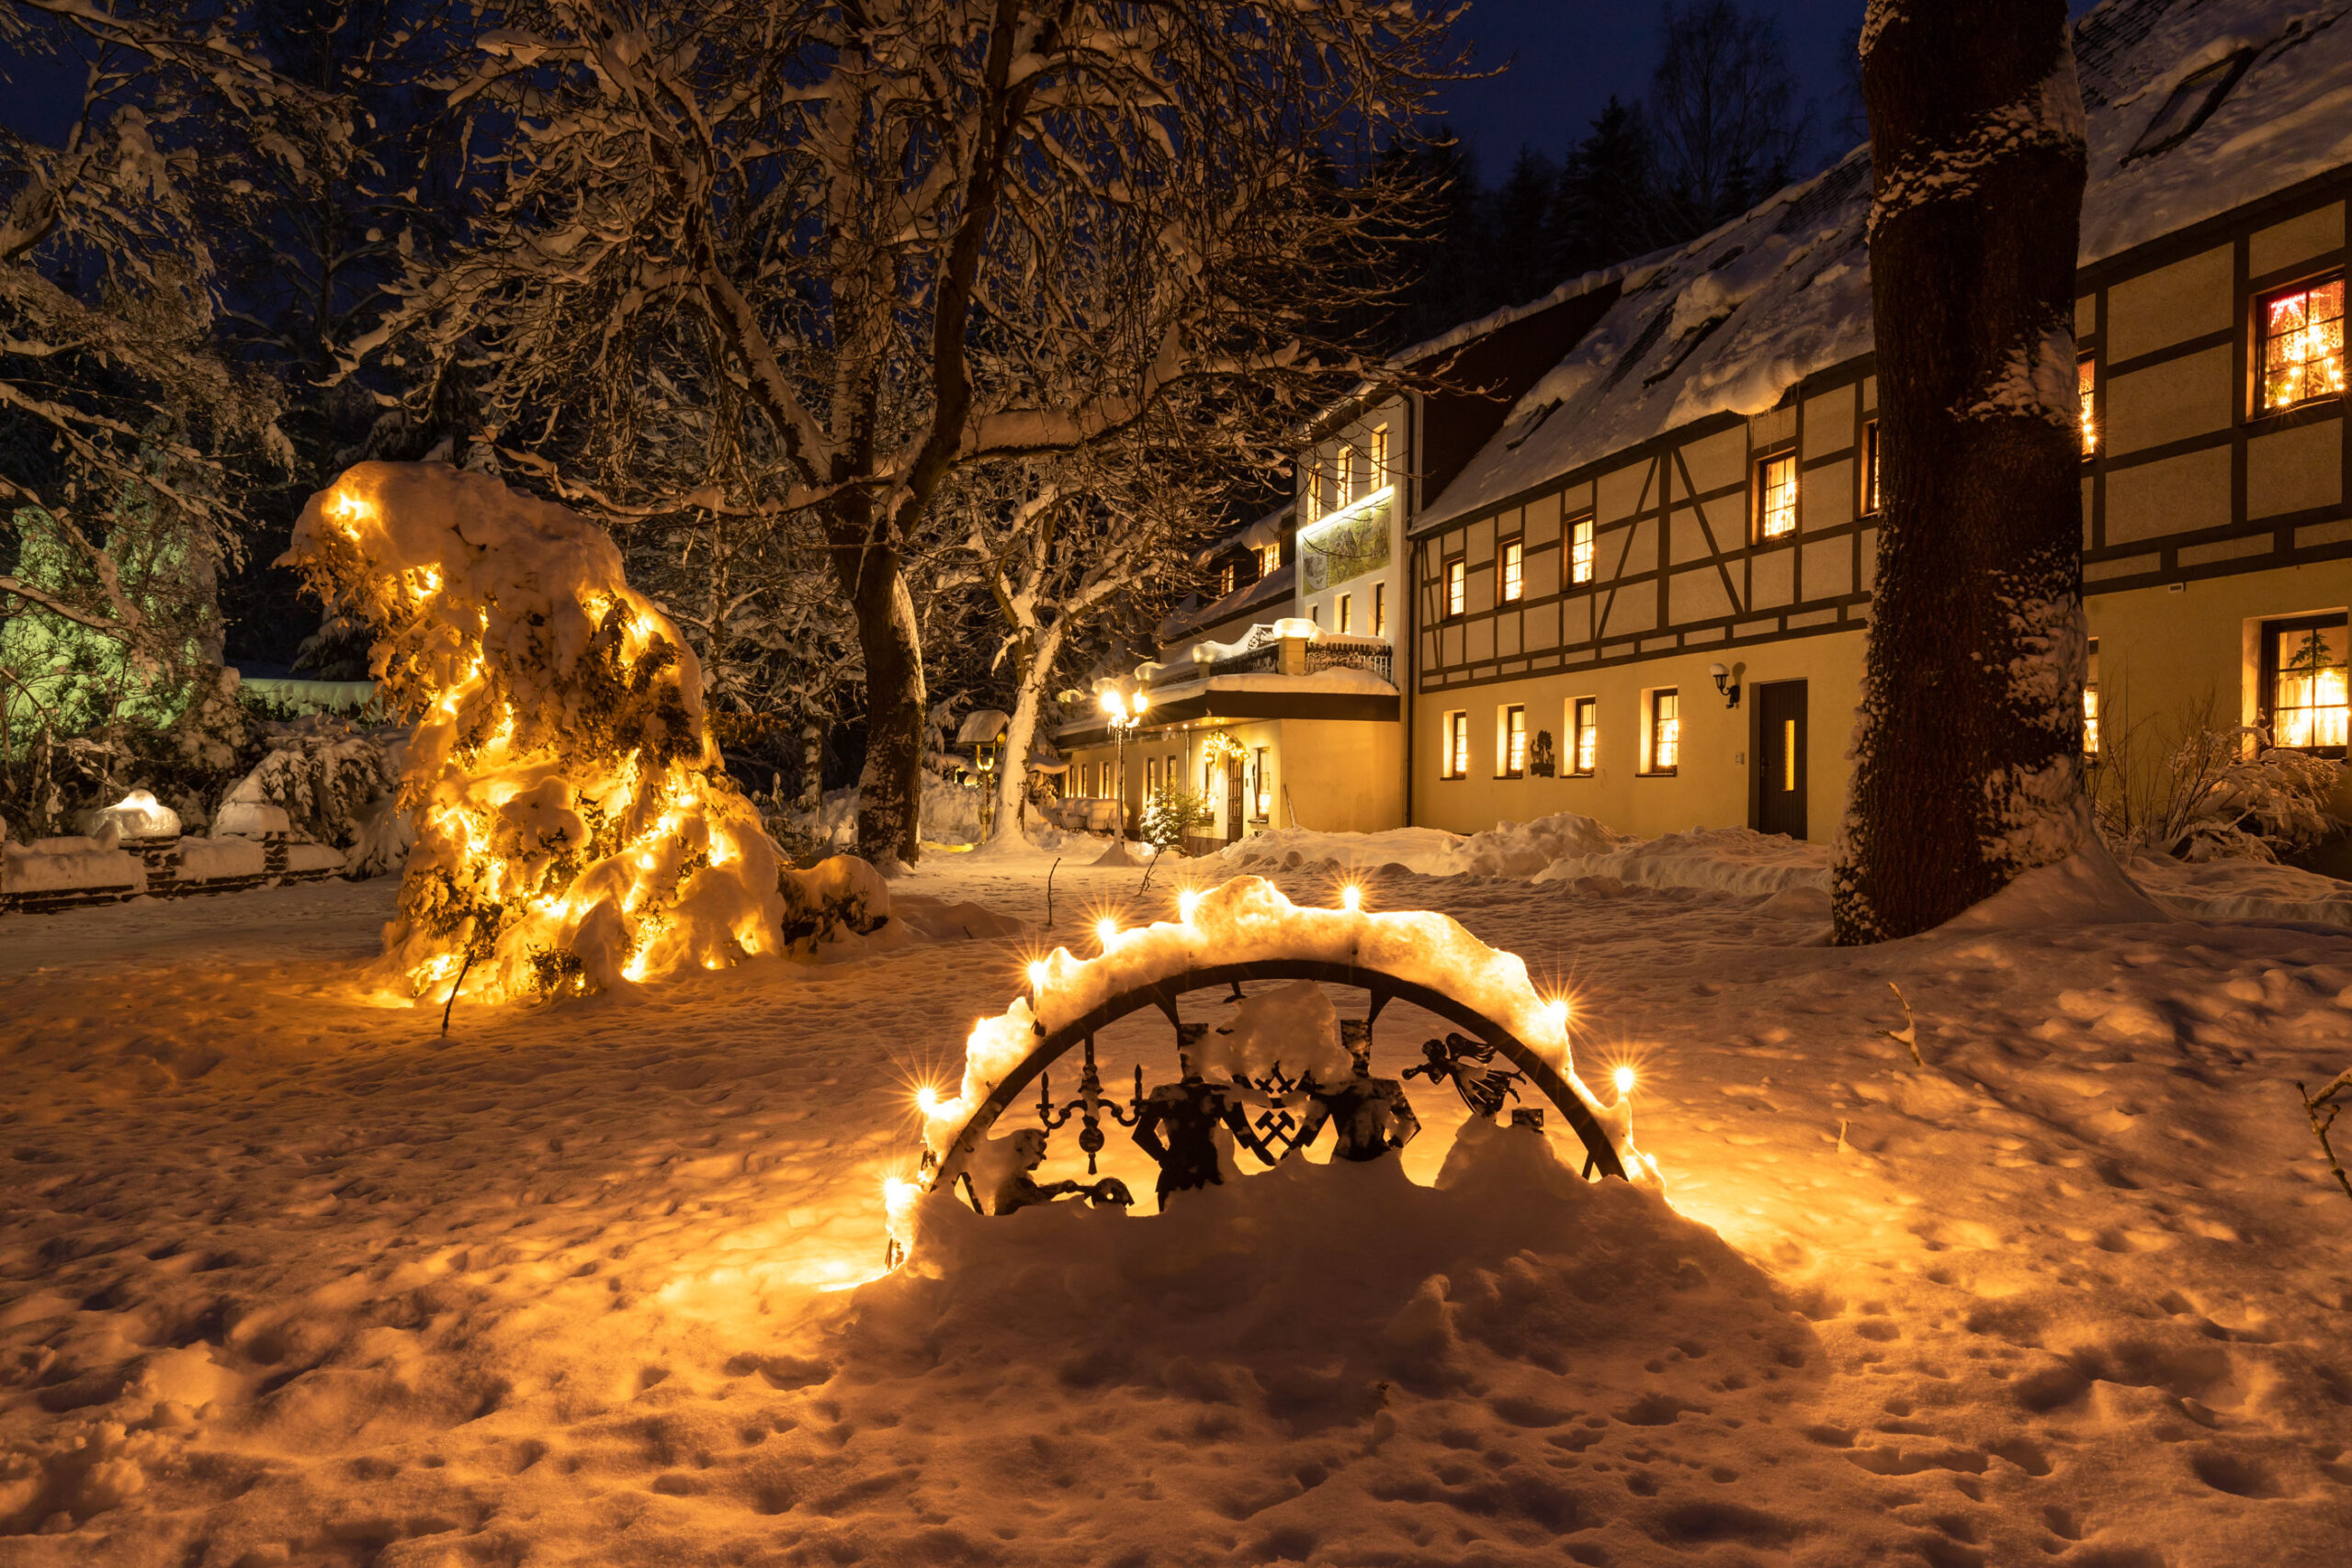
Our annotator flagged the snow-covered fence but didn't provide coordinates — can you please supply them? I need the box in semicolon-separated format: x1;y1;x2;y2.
0;820;347;916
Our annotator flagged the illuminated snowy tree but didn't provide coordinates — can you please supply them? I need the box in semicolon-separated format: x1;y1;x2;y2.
285;462;785;1002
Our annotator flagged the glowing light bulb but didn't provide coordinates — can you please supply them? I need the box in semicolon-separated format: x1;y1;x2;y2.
1100;689;1122;716
1095;917;1119;950
1131;691;1148;715
1547;997;1570;1032
1340;884;1362;913
916;1085;943;1115
1027;959;1050;990
1612;1065;1637;1096
1178;889;1200;923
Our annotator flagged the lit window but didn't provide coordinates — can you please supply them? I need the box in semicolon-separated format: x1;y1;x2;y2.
2259;276;2346;413
1373;581;1386;637
1756;453;1797;540
1304;466;1321;519
1442;711;1469;779
1371;424;1388;485
1571;697;1598;775
1445;557;1465;617
2085;638;2101;758
1500;705;1526;778
1862;420;1883;512
2077;358;2098;456
1147;757;1159;793
1569;517;1595;584
1252;746;1270;818
1261;541;1283;573
1500;536;1524;603
1217;560;1237;596
1337;592;1351;634
2266;616;2349;752
1649;689;1679;773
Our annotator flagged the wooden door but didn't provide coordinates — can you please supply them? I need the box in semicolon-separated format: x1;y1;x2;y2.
1754;680;1809;840
1225;761;1244;843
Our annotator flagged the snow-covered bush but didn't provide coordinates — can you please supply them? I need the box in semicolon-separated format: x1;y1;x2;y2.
222;716;400;847
283;463;787;1001
777;855;892;950
2096;702;2344;863
1139;786;1209;851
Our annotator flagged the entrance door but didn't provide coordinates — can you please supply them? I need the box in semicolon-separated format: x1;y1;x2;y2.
1754;680;1808;839
1225;761;1245;844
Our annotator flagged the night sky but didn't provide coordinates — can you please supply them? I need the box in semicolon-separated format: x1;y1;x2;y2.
1430;0;1868;178
0;4;1872;164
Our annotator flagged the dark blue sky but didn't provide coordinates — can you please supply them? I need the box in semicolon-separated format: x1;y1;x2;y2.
1433;0;1870;180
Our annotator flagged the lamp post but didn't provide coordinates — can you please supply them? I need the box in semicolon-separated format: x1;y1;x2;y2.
1099;687;1148;843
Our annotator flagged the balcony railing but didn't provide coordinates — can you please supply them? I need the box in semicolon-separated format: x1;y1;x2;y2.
1305;643;1392;683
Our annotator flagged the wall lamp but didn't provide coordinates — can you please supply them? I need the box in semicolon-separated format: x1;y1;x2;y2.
1709;662;1741;708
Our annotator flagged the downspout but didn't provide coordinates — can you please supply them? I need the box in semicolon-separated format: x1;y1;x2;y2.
1402;390;1419;829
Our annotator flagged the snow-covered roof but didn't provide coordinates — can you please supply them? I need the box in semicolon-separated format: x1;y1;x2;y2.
1417;0;2352;535
1159;558;1295;643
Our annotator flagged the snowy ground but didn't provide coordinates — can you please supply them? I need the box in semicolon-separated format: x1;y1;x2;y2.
6;842;2352;1566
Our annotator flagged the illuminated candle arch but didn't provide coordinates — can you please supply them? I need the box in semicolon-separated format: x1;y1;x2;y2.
920;876;1657;1197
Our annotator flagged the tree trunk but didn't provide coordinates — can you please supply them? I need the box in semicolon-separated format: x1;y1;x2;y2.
992;622;1064;841
1833;1;2091;943
846;550;926;867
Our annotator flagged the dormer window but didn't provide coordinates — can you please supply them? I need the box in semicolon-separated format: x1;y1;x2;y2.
2125;52;2254;162
1259;541;1283;574
1217;560;1237;597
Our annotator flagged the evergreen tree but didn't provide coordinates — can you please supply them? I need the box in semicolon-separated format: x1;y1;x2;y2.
1553;96;1658;277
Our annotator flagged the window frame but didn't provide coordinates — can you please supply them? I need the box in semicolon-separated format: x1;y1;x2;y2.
1373;581;1387;638
1499;535;1525;604
1336;592;1351;635
1498;705;1527;779
1444;556;1466;618
2084;637;2101;759
2255;271;2346;419
1568;514;1596;586
1753;450;1798;543
1260;540;1283;574
2077;356;2098;458
1370;423;1389;486
2124;51;2255;163
1570;696;1599;776
1440;710;1469;780
1216;559;1237;597
2261;614;2349;758
1645;688;1680;776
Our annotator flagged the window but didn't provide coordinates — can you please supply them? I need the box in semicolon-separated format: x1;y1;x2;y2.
1147;757;1160;794
1445;557;1465;617
1756;453;1797;541
1303;465;1321;520
2258;276;2346;413
1569;516;1595;585
1441;711;1469;779
1498;705;1527;777
1648;689;1679;773
1252;746;1272;818
1217;560;1237;597
1260;540;1283;573
1082;761;1094;796
2125;51;2254;162
1862;420;1883;512
1500;536;1524;603
2085;638;2101;758
1370;424;1388;486
1373;581;1387;638
2265;615;2348;753
1571;697;1598;775
2077;358;2098;456
1337;592;1352;634
1310;602;1321;626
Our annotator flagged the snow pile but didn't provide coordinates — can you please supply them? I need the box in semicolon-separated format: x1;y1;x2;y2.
75;791;179;841
172;837;267;882
1533;825;1834;897
922;874;1648;1184
1933;838;2175;932
1198;977;1351;1086
1224;811;1631;878
777;854;891;949
283;462;785;1000
2128;852;2352;926
222;717;401;852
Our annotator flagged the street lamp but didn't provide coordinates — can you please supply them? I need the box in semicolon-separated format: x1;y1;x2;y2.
1100;687;1148;843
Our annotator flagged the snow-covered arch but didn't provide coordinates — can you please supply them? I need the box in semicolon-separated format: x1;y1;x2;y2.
919;876;1662;1193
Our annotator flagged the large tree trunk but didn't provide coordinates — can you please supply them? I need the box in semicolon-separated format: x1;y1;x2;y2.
842;538;926;868
991;621;1064;841
1833;1;2091;943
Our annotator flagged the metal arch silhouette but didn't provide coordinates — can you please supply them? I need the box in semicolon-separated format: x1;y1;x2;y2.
928;958;1629;1194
